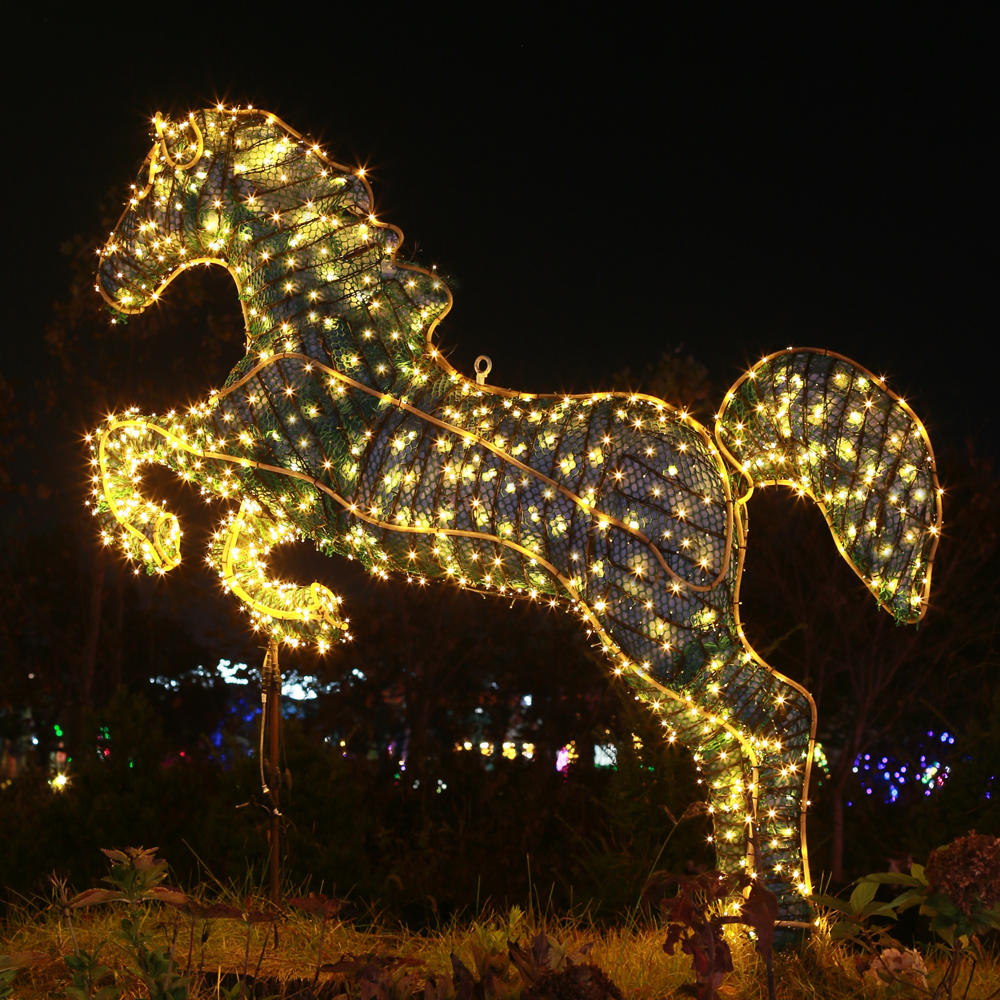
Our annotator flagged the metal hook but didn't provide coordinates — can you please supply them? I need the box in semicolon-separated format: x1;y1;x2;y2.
474;355;493;385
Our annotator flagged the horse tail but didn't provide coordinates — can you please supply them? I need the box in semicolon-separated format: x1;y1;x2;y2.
716;348;942;623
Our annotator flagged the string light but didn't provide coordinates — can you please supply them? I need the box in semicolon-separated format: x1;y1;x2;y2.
88;107;943;924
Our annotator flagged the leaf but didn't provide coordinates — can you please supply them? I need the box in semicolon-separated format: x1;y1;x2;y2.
289;895;325;917
662;923;688;955
640;870;681;915
564;941;593;967
487;973;518;1000
126;846;161;864
358;962;396;1000
69;889;127;908
289;893;346;920
858;872;923;887
0;953;49;971
422;972;454;1000
740;883;779;960
507;940;538;986
873;932;903;951
931;920;956;946
449;954;476;1000
970;934;987;960
808;893;856;916
884;888;922;908
321;959;367;976
829;922;858;941
530;931;549;971
679;800;712;822
925;892;962;922
910;863;928;885
850;881;878;914
145;886;189;907
469;942;488;979
860;901;898;920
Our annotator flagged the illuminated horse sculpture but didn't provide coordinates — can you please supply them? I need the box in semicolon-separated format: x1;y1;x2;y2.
90;107;942;923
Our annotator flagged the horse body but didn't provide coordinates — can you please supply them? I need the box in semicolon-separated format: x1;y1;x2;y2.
90;108;941;922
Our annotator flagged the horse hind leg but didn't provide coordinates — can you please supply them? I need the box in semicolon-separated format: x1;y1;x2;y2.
741;676;815;924
635;655;814;924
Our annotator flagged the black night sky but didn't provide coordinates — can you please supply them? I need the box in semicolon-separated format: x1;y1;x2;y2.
2;11;996;457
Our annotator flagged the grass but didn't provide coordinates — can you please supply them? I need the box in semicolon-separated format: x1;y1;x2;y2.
3;884;1000;999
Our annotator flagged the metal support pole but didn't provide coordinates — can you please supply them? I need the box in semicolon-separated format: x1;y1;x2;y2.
261;639;282;906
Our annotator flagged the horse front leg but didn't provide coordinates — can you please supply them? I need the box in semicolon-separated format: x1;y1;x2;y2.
90;415;186;572
92;412;348;647
207;498;347;649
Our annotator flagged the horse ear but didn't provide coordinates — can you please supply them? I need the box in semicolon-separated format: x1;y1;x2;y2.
716;349;942;623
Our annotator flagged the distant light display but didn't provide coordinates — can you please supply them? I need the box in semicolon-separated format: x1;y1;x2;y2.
850;730;955;806
88;106;943;923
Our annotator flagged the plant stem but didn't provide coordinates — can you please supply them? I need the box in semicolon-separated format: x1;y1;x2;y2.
962;957;977;1000
241;922;251;1000
705;908;716;1000
65;910;80;959
933;948;957;1000
252;922;270;987
164;915;180;995
187;916;195;975
196;921;209;1000
312;913;327;990
526;855;532;925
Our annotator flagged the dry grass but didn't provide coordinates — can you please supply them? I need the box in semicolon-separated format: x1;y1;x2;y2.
4;893;1000;999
